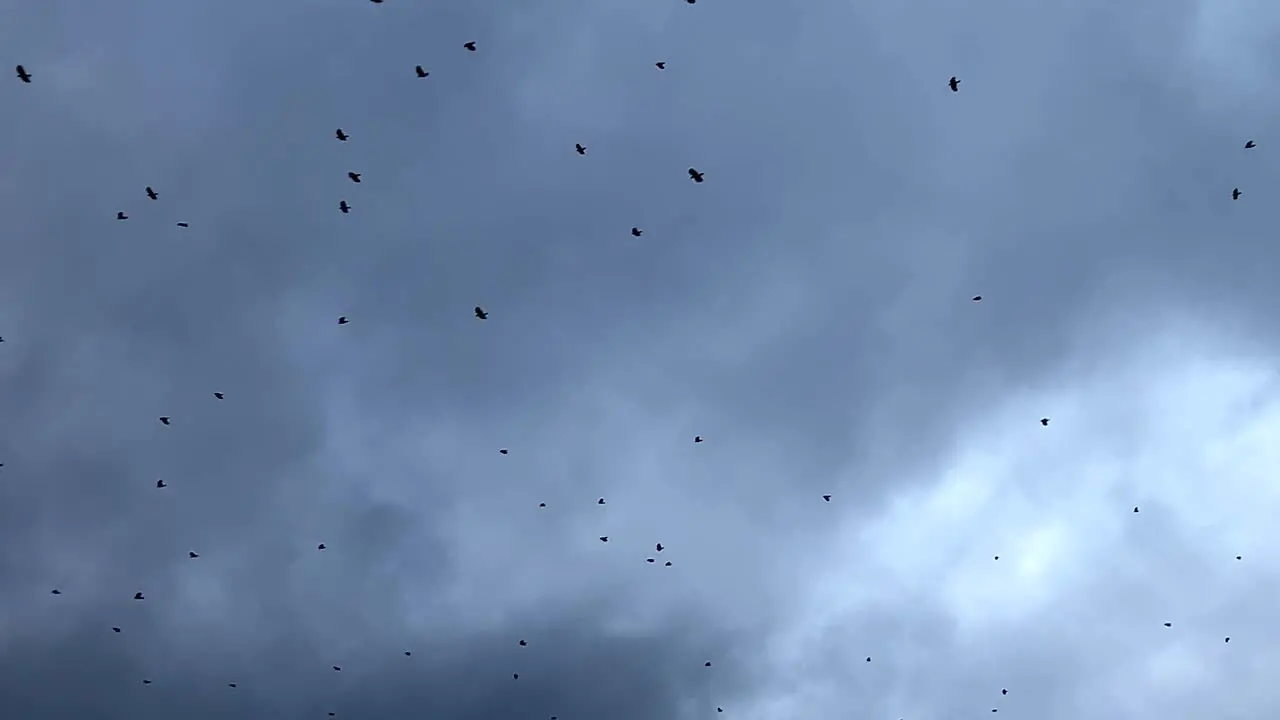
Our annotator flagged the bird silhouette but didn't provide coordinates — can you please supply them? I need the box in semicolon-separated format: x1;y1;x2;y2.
694;436;703;443
117;211;128;220
1233;188;1242;200
213;392;224;399
142;679;152;685
336;128;348;141
598;498;606;505
339;200;351;213
318;543;327;550
348;172;362;183
1133;506;1139;513
631;227;643;237
499;448;509;455
519;640;527;646
538;502;546;507
705;661;712;667
338;317;348;325
475;306;488;320
464;41;477;51
656;543;664;552
189;551;199;558
1245;140;1256;149
688;168;705;182
665;561;672;566
134;592;144;600
647;558;656;563
51;589;61;595
972;295;982;301
575;143;586;155
332;666;341;672
416;65;429;78
823;495;831;502
949;76;960;92
655;62;666;69
16;65;31;83
1164;622;1172;627
156;479;166;488
159;417;171;425
112;627;121;632
228;683;237;688
1040;418;1049;426
1002;689;1008;696
176;222;189;227
145;186;158;200
599;536;609;542
405;651;412;656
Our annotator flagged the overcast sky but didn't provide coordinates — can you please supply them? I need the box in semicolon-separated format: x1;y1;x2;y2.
3;0;1280;718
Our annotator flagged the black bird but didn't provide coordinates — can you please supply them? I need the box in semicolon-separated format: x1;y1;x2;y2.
655;62;666;69
134;592;145;600
539;502;546;507
575;143;586;155
464;41;477;51
189;551;199;558
16;65;31;83
176;222;189;227
1245;140;1256;149
718;709;723;713
146;186;158;200
1225;637;1230;642
156;479;166;488
949;76;960;92
705;661;712;667
348;172;362;183
665;561;672;566
318;543;327;550
599;536;609;542
117;211;128;220
694;436;703;443
994;555;1000;560
631;227;643;237
500;448;509;455
338;316;348;325
405;651;411;655
142;679;152;685
866;657;872;662
371;0;383;3
336;128;348;141
1237;555;1242;560
51;589;61;595
519;640;527;646
687;0;695;4
598;498;606;505
416;65;429;78
1233;188;1242;200
1001;689;1008;696
228;683;237;688
333;666;341;671
339;200;351;213
112;627;121;632
1133;506;1139;513
656;543;664;552
688;167;705;182
214;392;224;399
647;558;656;563
1040;418;1049;426
823;495;831;502
475;306;488;320
972;295;982;301
1163;622;1172;627
513;673;519;679
159;416;171;425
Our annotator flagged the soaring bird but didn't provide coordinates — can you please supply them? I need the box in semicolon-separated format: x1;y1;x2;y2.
575;143;586;155
1245;140;1256;149
318;543;327;550
16;65;31;83
705;662;712;667
647;558;656;563
189;551;199;558
336;128;348;141
1002;689;1008;696
949;76;960;92
156;479;166;488
823;495;831;502
656;543;664;552
972;295;982;301
176;222;189;227
1233;188;1242;200
475;306;488;320
599;536;609;542
1164;622;1172;627
519;640;527;646
405;651;412;656
687;0;695;4
1133;506;1139;513
1040;418;1049;426
332;666;341;672
665;561;672;566
416;65;429;78
159;416;171;425
339;200;351;213
655;62;666;69
117;211;128;220
338;316;348;324
228;683;237;688
539;502;546;507
598;498;606;505
348;172;362;183
134;592;145;600
631;227;643;237
112;627;121;632
213;392;224;400
51;589;61;595
142;679;152;685
146;186;158;200
499;448;509;455
464;41;477;51
694;436;703;443
688;168;705;182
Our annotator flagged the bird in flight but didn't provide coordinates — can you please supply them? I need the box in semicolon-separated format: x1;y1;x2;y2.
576;143;587;155
694;436;703;443
339;200;351;213
213;392;224;400
416;65;429;78
176;222;189;228
599;536;609;542
134;592;145;600
15;65;31;83
318;543;327;550
117;211;128;220
336;128;349;141
1245;140;1256;149
159;416;171;425
823;495;831;502
464;41;477;51
112;627;121;632
631;227;643;237
332;666;342;672
1040;418;1049;426
146;186;158;200
655;62;666;70
156;479;166;488
475;306;488;320
949;76;961;92
972;295;982;302
1233;188;1242;200
598;498;606;505
338;316;348;324
499;448;509;455
348;172;362;183
51;589;61;595
189;551;199;558
656;543;664;552
688;168;705;182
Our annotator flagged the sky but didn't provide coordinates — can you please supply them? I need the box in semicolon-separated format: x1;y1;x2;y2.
2;0;1279;717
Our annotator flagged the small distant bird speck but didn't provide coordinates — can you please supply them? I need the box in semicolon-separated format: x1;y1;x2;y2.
475;306;488;320
333;666;341;672
464;41;477;51
51;589;61;595
647;558;656;563
1002;689;1008;696
599;536;609;542
655;62;666;69
598;498;606;505
705;662;711;667
159;416;171;426
416;65;429;78
972;295;982;302
339;200;351;213
694;436;703;443
16;65;31;83
688;167;705;182
146;186;158;200
1040;418;1049;426
499;448;508;455
189;551;199;558
1133;506;1139;513
823;495;831;502
156;479;166;488
631;227;643;237
134;592;145;600
336;129;348;141
1233;188;1242;200
112;627;121;632
338;316;348;325
1245;140;1256;149
656;543;664;552
318;543;326;550
538;502;546;507
576;143;586;155
519;640;527;646
229;683;237;688
348;172;362;183
214;392;224;399
117;211;128;220
949;76;960;92
176;222;189;227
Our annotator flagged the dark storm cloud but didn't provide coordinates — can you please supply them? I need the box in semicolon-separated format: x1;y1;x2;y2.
4;0;1280;717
